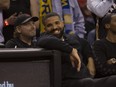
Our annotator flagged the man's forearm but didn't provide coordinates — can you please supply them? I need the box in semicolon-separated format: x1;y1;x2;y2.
38;35;73;53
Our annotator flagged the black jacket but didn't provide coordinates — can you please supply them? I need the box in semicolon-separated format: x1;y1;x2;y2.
37;33;93;79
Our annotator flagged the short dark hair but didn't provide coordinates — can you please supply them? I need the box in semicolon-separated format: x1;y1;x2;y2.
102;13;116;28
42;12;61;25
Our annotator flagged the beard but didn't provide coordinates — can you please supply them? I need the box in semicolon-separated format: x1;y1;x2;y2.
110;29;116;35
49;28;64;38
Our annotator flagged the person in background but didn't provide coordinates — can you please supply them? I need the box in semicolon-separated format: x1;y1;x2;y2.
0;0;10;45
93;13;116;78
5;14;38;48
78;0;96;45
36;0;86;38
87;0;115;39
37;12;116;87
3;0;39;43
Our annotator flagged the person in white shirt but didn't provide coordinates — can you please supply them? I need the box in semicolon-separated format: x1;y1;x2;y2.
87;0;115;39
87;0;114;18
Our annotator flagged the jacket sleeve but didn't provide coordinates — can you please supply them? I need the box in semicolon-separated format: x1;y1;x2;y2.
37;35;73;54
74;0;86;38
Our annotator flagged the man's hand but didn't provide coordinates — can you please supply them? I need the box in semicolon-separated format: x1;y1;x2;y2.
6;13;17;25
107;58;116;64
70;48;81;72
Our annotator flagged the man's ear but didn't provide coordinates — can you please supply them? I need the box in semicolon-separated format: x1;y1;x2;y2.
61;21;64;27
16;26;21;33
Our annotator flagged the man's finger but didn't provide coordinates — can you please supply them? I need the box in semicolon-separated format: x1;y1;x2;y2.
71;61;75;68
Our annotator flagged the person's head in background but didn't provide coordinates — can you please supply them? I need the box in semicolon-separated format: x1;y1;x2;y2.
42;12;64;38
0;0;10;9
102;13;116;35
14;14;38;40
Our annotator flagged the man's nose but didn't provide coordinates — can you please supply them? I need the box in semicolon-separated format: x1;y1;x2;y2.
53;24;58;29
31;23;36;29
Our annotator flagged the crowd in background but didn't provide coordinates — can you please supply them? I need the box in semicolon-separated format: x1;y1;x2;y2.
0;0;116;87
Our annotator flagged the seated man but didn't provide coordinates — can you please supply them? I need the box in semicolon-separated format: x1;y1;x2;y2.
37;12;116;87
5;14;38;48
93;13;116;78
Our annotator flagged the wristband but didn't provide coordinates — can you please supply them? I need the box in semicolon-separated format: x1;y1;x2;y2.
4;20;9;26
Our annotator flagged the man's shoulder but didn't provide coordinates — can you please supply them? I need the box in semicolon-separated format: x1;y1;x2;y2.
93;38;108;47
6;38;19;43
5;38;20;48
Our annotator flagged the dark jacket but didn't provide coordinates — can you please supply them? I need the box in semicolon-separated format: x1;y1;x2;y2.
37;33;93;79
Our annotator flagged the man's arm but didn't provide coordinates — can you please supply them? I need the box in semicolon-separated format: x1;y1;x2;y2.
80;38;96;77
87;0;113;17
74;0;86;38
87;57;96;77
37;34;81;71
37;35;73;53
93;40;116;76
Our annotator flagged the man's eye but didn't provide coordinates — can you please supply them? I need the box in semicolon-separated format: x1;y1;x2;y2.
47;24;52;27
56;22;60;24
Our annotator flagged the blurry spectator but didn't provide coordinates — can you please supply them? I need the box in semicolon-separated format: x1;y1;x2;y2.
93;13;116;78
87;0;115;39
37;0;86;38
78;0;96;45
5;14;38;48
83;7;96;46
3;0;39;43
0;0;10;44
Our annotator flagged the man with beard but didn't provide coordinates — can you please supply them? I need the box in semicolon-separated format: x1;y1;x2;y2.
5;14;38;48
37;12;116;87
93;13;116;78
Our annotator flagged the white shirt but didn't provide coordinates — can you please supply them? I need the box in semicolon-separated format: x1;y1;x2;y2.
87;0;113;17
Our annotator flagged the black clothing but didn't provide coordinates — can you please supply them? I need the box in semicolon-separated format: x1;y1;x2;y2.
3;0;31;19
93;38;116;78
3;0;31;43
5;38;34;48
38;33;92;79
62;75;116;87
38;33;116;87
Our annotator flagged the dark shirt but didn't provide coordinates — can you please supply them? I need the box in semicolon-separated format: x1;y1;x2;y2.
38;33;93;79
3;0;31;43
5;38;34;48
3;0;31;19
93;38;116;77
